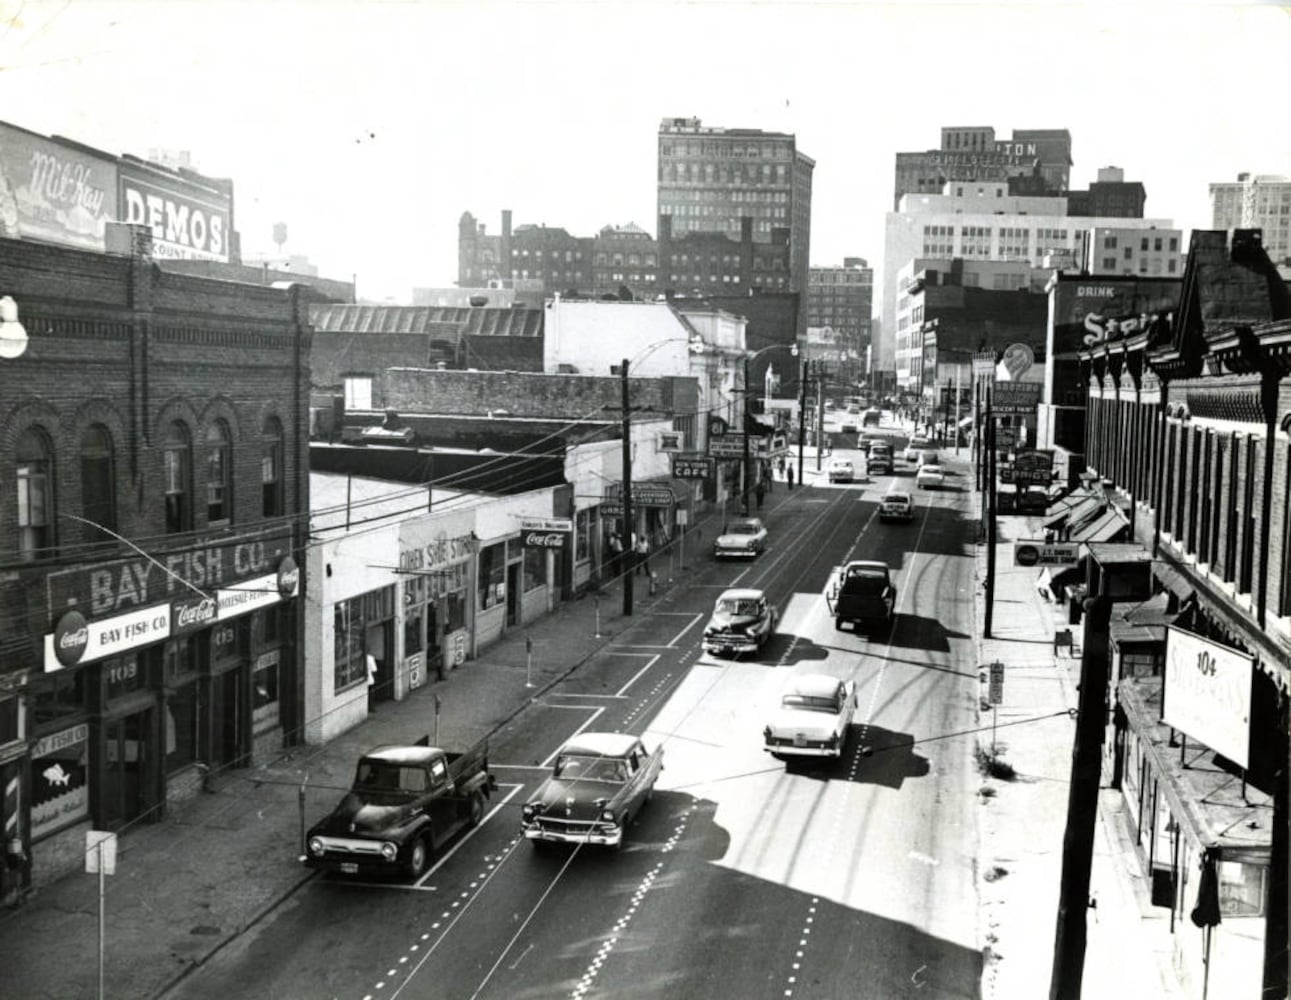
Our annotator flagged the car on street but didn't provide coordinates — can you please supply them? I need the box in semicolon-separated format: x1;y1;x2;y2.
713;517;767;559
828;458;855;483
903;436;932;462
839;417;859;434
827;560;897;633
764;673;857;761
916;463;946;489
862;407;882;427
916;449;941;468
879;490;914;522
304;739;495;879
867;443;893;475
520;733;664;850
703;587;778;657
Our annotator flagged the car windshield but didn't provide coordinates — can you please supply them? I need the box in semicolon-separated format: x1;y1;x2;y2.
884;494;910;504
553;755;627;782
842;567;888;594
726;521;759;535
781;694;841;712
717;598;762;616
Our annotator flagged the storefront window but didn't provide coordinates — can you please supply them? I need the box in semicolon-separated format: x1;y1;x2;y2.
31;670;85;729
404;575;425;655
0;696;20;747
165;635;200;684
252;651;280;730
31;723;89;840
165;682;199;773
103;653;143;701
446;592;466;632
334;586;395;692
1219;860;1267;917
523;546;546;591
259;604;284;644
478;542;506;610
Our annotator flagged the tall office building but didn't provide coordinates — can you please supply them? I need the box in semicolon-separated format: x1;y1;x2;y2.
1210;173;1291;265
807;258;873;375
893;126;1072;209
657;117;814;334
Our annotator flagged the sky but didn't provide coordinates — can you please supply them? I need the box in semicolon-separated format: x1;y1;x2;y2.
1;0;1289;303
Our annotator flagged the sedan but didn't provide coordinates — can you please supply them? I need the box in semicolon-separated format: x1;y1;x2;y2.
703;588;778;658
714;517;767;559
916;464;946;489
903;436;931;462
828;459;855;483
764;673;857;760
879;490;914;521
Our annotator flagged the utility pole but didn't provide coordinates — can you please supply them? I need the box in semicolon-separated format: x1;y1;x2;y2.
741;355;752;515
984;385;997;638
816;364;826;472
620;358;634;617
1049;595;1112;1000
797;358;808;480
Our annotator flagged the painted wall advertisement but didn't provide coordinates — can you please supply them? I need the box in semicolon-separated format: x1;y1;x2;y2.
0;122;118;249
31;724;90;840
1162;626;1253;769
1049;278;1183;359
118;162;230;262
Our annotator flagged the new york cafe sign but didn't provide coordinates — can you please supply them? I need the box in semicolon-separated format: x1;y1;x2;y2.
44;532;298;672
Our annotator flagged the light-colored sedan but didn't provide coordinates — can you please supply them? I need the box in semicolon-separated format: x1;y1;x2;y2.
713;517;767;559
903;436;931;462
916;464;946;489
764;673;857;760
828;458;855;483
879;490;914;521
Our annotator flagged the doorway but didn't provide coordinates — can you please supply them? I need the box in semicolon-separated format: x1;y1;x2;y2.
102;708;153;831
506;564;520;627
210;670;243;769
366;622;394;704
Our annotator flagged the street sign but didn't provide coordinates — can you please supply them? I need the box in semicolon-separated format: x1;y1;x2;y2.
988;661;1004;705
1014;540;1080;566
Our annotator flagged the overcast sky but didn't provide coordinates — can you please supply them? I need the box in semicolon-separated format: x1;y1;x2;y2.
2;0;1288;301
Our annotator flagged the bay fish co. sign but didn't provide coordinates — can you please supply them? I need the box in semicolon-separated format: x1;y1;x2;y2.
47;530;294;619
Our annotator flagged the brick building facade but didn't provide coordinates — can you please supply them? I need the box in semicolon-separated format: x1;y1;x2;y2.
0;235;311;898
1077;228;1288;997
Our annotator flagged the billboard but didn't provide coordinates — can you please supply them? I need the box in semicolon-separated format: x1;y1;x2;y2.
1162;626;1253;768
1048;277;1182;360
119;161;231;261
0;122;118;249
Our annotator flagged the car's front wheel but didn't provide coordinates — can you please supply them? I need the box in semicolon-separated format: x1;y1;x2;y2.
405;833;431;879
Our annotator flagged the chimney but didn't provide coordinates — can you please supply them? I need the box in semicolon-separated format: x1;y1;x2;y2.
502;209;512;239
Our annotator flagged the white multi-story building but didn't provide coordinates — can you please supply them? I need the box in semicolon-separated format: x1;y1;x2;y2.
878;185;1174;368
1210;173;1291;266
1079;226;1184;278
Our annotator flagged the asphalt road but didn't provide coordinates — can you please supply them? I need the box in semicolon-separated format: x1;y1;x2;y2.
169;430;984;1000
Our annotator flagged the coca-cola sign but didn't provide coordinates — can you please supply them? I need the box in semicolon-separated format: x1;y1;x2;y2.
52;610;89;668
171;595;219;636
521;530;569;551
277;556;299;597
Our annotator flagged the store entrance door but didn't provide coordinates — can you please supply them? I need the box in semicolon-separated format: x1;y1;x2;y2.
211;671;243;769
506;564;520;627
366;622;394;703
102;708;152;831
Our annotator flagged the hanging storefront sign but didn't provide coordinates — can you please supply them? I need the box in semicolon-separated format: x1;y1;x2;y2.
171;595;219;637
990;381;1042;415
520;529;569;551
1011;448;1055;485
31;723;90;840
0;122;118;250
1163;626;1253;769
605;483;677;508
44;605;170;671
673;454;713;479
1014;540;1079;567
518;517;572;533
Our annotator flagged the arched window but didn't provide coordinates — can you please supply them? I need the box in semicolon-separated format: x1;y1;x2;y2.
163;421;192;533
206;419;232;525
80;424;116;537
261;416;284;518
16;426;54;559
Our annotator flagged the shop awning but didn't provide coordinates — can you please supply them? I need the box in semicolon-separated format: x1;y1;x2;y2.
1153;562;1194;605
1044;489;1100;531
1071;507;1128;544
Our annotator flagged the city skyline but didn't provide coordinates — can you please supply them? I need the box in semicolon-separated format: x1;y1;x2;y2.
1;0;1288;301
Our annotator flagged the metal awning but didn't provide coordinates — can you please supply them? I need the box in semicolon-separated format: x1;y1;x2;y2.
1071;507;1128;543
1044;489;1099;530
1152;562;1194;604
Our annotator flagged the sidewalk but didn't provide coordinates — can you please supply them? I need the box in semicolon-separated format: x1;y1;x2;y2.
971;484;1184;998
0;556;705;1000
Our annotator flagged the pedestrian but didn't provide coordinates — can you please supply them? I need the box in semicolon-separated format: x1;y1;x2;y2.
787;463;795;490
607;530;624;577
755;478;766;509
634;532;650;576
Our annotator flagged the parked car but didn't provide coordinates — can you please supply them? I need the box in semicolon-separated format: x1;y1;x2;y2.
764;673;857;761
703;588;778;657
916;464;946;489
903;436;931;462
828;458;855;483
879;490;914;522
714;517;767;559
827;560;897;634
520;733;663;850
304;738;495;879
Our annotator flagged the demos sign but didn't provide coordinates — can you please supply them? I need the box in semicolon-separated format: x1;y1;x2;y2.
1163;626;1253;768
0;122;118;249
119;162;230;261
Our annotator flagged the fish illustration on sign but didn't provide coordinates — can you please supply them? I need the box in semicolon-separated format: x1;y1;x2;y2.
42;763;71;788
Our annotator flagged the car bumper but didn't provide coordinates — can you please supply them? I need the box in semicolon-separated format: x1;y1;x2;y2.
714;547;758;559
879;510;913;521
522;824;622;847
765;738;844;758
704;636;759;654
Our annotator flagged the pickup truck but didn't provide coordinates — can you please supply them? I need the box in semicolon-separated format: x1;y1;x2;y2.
521;732;664;849
826;560;897;635
303;737;495;879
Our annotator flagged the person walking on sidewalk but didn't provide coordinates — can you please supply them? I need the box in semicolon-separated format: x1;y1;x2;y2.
755;478;766;509
607;530;624;578
787;462;796;490
633;532;650;576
